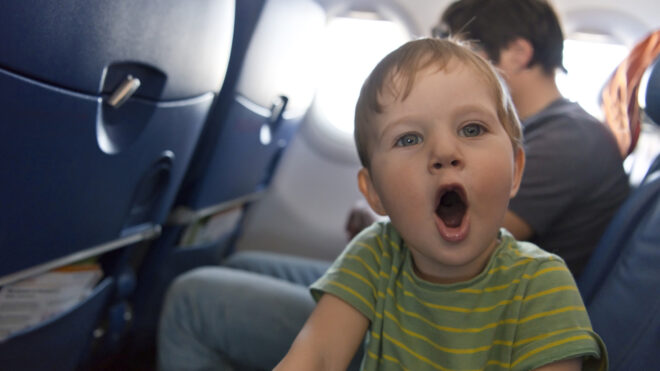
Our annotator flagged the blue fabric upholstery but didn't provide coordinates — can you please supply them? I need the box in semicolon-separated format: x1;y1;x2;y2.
643;57;660;129
577;159;660;370
0;0;234;277
176;0;325;210
127;0;268;352
576;49;660;371
0;1;235;370
129;0;327;352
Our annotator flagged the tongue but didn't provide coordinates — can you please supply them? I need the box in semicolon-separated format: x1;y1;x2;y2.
437;192;466;228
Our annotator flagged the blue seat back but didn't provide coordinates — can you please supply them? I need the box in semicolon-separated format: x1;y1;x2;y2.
177;0;326;211
0;0;234;279
0;1;234;369
644;54;660;130
125;0;267;351
0;1;233;100
577;162;660;370
577;54;660;370
126;0;326;353
641;57;660;185
0;278;114;371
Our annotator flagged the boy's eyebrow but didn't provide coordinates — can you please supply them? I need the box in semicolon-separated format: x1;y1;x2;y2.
377;114;420;143
451;103;499;120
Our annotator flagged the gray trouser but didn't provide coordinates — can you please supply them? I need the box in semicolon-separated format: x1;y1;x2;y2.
158;251;363;370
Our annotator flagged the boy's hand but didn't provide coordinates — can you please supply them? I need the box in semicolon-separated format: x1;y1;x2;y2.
532;357;582;371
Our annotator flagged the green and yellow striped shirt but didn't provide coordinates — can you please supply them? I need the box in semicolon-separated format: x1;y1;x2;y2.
311;222;607;371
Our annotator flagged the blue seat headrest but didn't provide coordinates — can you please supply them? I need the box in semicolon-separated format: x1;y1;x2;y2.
643;56;660;126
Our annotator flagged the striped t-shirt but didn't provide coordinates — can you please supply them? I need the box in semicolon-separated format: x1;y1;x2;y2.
311;222;607;371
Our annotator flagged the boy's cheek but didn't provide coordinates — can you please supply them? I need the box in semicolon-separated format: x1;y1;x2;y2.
509;147;526;197
357;168;388;216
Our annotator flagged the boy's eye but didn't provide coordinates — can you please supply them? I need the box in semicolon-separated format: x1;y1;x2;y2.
395;133;423;147
460;123;485;137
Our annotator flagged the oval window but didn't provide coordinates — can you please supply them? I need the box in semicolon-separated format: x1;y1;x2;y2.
310;14;411;152
556;36;629;119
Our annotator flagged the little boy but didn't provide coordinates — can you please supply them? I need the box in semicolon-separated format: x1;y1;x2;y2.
274;38;606;370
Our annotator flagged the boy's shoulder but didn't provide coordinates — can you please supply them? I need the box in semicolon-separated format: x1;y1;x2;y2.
346;221;406;261
360;220;398;237
492;229;570;277
501;230;560;259
349;220;404;253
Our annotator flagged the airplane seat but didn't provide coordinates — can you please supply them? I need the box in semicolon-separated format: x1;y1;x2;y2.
0;278;115;371
577;54;660;370
641;53;660;184
127;0;326;357
0;1;235;370
175;0;326;212
642;151;660;184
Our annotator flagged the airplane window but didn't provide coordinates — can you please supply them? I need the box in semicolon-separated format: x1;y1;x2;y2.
313;16;410;141
556;37;629;119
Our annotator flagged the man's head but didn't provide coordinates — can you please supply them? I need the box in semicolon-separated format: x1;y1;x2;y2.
435;0;565;76
353;38;525;282
354;38;521;169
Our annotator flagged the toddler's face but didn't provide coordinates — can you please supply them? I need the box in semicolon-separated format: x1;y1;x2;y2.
358;62;524;283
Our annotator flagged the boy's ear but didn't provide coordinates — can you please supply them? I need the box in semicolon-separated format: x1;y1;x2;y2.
501;37;534;71
509;146;526;198
357;168;387;216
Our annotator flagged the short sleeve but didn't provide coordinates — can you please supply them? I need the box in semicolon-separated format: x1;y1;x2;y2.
509;119;585;236
310;222;385;322
511;259;607;371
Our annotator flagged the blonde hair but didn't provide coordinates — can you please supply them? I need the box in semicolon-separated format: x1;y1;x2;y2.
354;38;522;169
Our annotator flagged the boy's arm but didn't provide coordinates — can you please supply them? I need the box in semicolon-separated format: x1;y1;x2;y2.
274;292;369;371
532;357;582;371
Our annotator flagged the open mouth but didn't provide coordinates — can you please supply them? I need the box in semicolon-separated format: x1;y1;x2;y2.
435;186;467;228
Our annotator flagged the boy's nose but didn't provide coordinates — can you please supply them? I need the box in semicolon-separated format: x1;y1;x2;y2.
428;139;464;172
430;158;462;171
